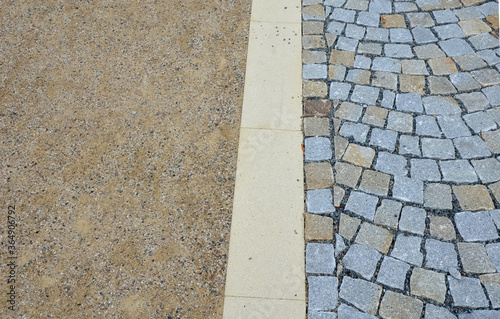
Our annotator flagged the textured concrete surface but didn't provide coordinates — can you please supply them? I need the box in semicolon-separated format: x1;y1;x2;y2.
0;1;250;318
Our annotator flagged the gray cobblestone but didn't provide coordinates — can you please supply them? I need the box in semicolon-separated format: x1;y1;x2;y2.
337;303;377;319
425;304;457;319
369;0;392;14
453;54;487;71
308;276;339;312
458;310;500;319
411;159;441;181
454;135;492;159
390;28;413;43
377;256;410;289
450;73;481;91
343;244;381;279
335;102;363;121
357;12;381;27
423;96;461;115
425;183;453;210
332;8;356;23
486;243;500;272
354;55;372;69
456;92;489;112
455;211;498;242
412;27;438;43
339;213;362;240
422;138;455;159
372;71;398;90
434;24;465;40
399;135;422;156
346;69;371;85
415;43;446;59
440;160;478;183
387;111;414;133
385;43;414;58
477;49;500;65
307;189;335;214
408;12;435;27
395;2;418;13
358;42;382;55
305;137;333;161
330;82;352;100
339;277;382;314
355;222;393;253
372;57;401;73
399;206;427;235
374;199;402;229
303;64;328;79
402;59;429;75
345;24;366;40
379;291;423;319
336;36;359;51
329;65;347;81
471;158;500;183
381;90;395;108
483;85;500;106
469;33;499;51
350;85;380;105
425;239;458;271
345;191;379;221
375;151;408;176
393;176;424;204
437;115;471;138
458;242;496;273
344;0;369;10
438;39;475;56
327;21;346;34
453;7;484;21
369;128;397;151
335;161;362;188
339;122;370;143
410;268;447;303
432;9;458;24
307;243;336;274
396;93;424;113
391;234;423;266
416;115;442;137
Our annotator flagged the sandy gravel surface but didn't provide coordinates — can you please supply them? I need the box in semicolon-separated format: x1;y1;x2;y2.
0;1;250;317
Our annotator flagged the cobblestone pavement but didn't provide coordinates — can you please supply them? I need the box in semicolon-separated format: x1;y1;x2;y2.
302;0;500;317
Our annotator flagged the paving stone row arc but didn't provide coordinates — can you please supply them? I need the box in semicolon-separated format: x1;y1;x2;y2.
302;0;500;318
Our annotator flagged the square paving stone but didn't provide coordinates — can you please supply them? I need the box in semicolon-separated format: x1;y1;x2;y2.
365;27;388;41
305;162;335;190
381;14;407;28
454;135;492;159
357;11;381;27
369;0;391;14
303;5;326;21
305;99;332;117
334;136;349;160
482;129;500;154
336;36;359;51
393;176;424;204
335;162;362;188
438;38;475;56
453;185;495;211
483;85;500;106
411;159;441;181
408;12;435;27
343;244;381;280
399;206;427;235
413;26;438;44
350;85;380;105
339;213;362;240
332;8;356;23
375;151;408;176
307;243;336;274
429;215;456;240
422;96;461;115
471;158;500;183
421;137;455;159
486;243;500;272
390;28;414;43
429;76;457;94
478;49;500;66
305;214;334;241
433;9;459;24
459;19;492;36
425;184;453;210
450;73;482;91
327;21;346;35
385;44;414;58
345;191;379;221
344;0;369;10
304;117;331;137
309;312;337;319
396;93;424;113
358;43;383;55
307;189;335;214
391;234;424;266
380;291;423;319
411;268;447;303
363;106;388;127
399;74;426;94
454;6;484;21
372;57;401;73
455;92;489;112
339;277;382;315
416;116;441;137
303;36;327;50
381;90;395;109
330;50;356;66
369;128;397;151
425;239;458;271
346;69;371;85
401;59;429;75
345;24;366;40
399;135;422;156
394;2;418;13
337;303;377;319
440;160;478;183
304;81;328;98
453;54;488;71
339;122;370;143
479;274;500;308
425;304;457;319
342;144;375;168
329;65;347;81
387;111;414;133
354;55;372;69
304;64;328;79
305;137;333;161
458;242;497;274
455;211;498;242
303;50;328;64
371;71;398;90
374;199;402;230
376;256;410;289
469;33;499;50
330;82;352;101
335;102;364;121
308;276;339;312
458;310;500;319
428;57;458;75
472;68;500;87
414;44;446;59
437;115;471;138
303;21;324;35
448;276;489;308
434;23;466;40
355;222;393;254
359;170;391;196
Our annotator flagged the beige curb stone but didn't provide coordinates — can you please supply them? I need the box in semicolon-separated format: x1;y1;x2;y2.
223;0;305;317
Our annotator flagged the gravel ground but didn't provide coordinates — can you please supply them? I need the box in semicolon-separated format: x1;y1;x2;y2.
0;1;250;318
